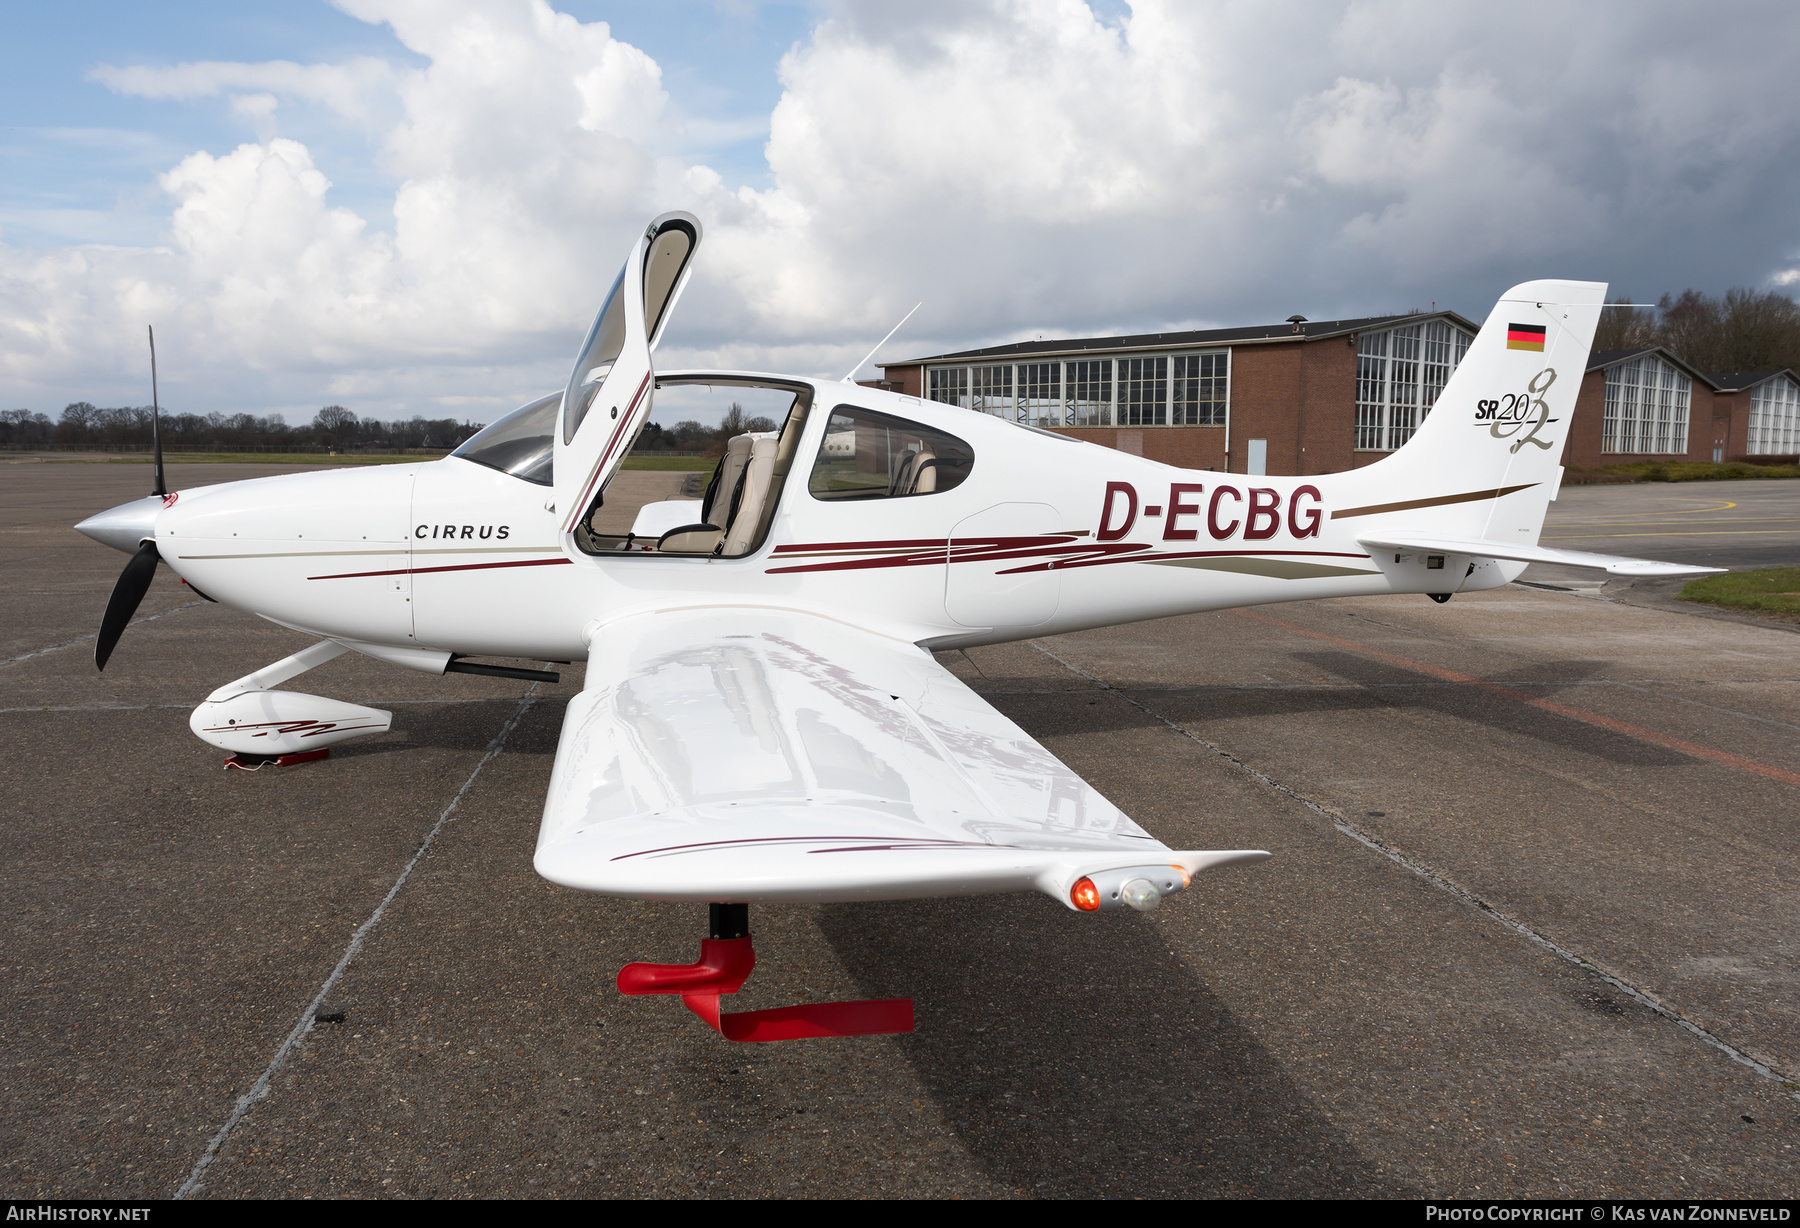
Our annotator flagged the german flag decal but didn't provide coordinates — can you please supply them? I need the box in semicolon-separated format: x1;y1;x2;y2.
1506;323;1547;352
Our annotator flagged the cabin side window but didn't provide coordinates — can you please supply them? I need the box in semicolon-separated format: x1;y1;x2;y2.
807;405;973;501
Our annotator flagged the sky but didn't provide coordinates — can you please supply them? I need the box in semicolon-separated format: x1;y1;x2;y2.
3;0;1799;428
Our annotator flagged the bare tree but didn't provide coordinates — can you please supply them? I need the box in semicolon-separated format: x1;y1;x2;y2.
1653;288;1800;374
1592;296;1660;353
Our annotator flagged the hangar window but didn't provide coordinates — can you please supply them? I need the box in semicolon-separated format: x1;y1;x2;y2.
1603;353;1690;454
927;367;969;409
808;405;973;500
971;365;1013;417
1118;357;1168;426
452;392;558;485
1017;362;1063;426
923;352;1224;429
1355;319;1473;451
1173;353;1228;426
1066;360;1113;426
1748;374;1799;455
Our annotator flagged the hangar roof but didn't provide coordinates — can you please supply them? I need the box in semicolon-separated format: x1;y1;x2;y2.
1589;349;1797;392
1587;347;1717;385
1702;369;1794;393
882;309;1481;367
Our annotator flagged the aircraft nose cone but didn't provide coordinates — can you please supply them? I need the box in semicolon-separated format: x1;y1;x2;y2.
75;495;163;555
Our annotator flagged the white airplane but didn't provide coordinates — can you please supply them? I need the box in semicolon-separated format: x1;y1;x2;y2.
76;211;1718;1043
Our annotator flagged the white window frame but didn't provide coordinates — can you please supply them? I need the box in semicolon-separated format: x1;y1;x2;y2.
1016;361;1063;427
1355;319;1473;452
1748;374;1799;456
923;349;1229;430
1603;353;1691;455
1064;358;1114;427
1172;352;1228;426
926;366;969;410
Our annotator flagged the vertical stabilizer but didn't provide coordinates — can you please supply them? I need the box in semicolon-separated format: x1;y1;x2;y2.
1363;280;1606;547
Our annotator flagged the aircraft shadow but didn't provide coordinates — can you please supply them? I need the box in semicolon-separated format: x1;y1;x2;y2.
324;696;570;758
818;894;1407;1198
1137;652;1687;768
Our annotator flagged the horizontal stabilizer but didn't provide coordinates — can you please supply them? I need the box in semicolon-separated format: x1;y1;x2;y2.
1357;534;1724;577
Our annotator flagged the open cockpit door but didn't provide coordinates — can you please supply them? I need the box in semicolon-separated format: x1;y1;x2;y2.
555;211;701;544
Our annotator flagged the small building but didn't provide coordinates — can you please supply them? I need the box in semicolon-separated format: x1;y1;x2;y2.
880;319;1800;474
1699;367;1799;462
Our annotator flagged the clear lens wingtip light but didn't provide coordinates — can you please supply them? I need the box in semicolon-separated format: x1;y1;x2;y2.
1121;878;1161;911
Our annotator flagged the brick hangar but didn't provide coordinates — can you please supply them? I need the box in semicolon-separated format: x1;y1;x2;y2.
876;311;1799;476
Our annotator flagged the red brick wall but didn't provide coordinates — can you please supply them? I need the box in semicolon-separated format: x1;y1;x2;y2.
1299;336;1361;475
1560;370;1608;468
881;364;925;398
1708;392;1740;462
1052;425;1227;469
1561;367;1726;468
1224;340;1303;474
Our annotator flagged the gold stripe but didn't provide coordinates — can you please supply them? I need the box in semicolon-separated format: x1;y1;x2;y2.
177;545;558;560
1143;557;1380;580
1332;483;1538;520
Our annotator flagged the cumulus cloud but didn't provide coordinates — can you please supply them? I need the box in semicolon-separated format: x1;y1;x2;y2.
5;0;1800;421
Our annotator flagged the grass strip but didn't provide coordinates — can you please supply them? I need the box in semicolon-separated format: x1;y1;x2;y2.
1566;459;1800;485
30;452;716;470
619;455;717;470
53;452;431;465
1679;567;1800;622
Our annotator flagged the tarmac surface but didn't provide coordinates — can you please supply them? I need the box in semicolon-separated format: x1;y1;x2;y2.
3;459;1799;1199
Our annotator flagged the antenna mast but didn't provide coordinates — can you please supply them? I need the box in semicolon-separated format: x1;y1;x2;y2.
841;302;923;383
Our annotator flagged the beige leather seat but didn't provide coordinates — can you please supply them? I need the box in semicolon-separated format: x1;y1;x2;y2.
722;437;780;555
889;445;937;496
706;434;754;527
659;432;780;556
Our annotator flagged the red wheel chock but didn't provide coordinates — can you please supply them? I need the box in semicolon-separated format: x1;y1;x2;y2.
616;930;913;1043
223;748;331;770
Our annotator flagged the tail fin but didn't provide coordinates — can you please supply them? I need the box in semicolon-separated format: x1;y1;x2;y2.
1366;279;1606;547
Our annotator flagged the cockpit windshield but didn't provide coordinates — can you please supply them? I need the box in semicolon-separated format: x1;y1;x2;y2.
452;392;558;485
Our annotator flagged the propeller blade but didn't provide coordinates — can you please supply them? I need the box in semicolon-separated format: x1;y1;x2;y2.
148;324;166;498
96;541;161;671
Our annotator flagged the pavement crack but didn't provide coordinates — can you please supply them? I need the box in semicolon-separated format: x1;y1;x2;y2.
1597;678;1800;734
173;680;545;1200
1;601;207;668
1024;636;1800;1100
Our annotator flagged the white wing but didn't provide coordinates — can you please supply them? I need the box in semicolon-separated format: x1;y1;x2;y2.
534;608;1264;907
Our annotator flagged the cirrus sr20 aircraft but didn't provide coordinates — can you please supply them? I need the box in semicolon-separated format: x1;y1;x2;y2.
76;212;1717;1042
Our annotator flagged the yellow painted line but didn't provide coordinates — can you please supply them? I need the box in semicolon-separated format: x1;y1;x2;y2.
1545;519;1798;527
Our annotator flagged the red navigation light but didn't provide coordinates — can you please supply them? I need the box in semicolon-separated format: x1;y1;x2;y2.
1070;877;1100;911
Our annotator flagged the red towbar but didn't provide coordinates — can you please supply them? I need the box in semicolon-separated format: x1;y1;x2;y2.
615;904;913;1043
